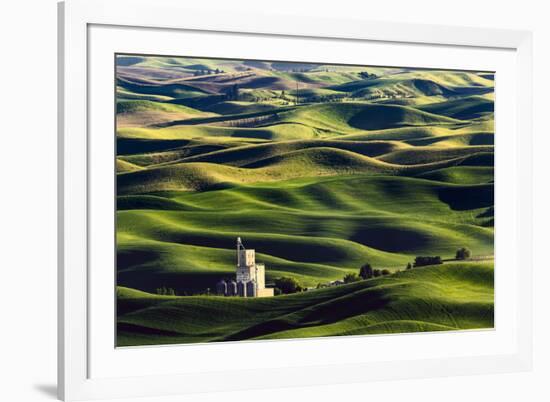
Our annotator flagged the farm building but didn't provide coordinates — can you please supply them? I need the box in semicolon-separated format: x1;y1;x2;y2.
216;237;274;298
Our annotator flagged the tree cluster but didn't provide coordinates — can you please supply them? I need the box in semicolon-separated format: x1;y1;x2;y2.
359;263;373;279
413;256;443;268
274;276;303;294
156;286;176;296
193;68;223;76
343;273;361;283
358;263;391;280
358;71;378;80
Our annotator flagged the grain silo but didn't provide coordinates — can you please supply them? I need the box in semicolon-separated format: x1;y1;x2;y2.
237;281;247;297
227;280;237;296
216;279;227;296
235;237;274;298
246;280;257;297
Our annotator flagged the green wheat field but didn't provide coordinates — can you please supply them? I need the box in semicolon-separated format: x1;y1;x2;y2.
115;55;494;347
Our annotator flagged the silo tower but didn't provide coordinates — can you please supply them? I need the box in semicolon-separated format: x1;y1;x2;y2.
236;237;256;284
234;237;274;298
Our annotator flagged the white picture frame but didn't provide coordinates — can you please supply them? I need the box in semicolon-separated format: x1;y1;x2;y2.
58;0;533;400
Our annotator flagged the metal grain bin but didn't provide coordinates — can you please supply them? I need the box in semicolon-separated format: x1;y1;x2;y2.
246;280;257;297
237;281;247;297
227;280;237;296
215;280;227;296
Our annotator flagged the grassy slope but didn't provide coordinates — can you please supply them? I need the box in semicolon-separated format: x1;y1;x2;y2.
337;121;493;142
405;132;494;147
117;123;321;141
328;73;493;100
149;139;410;167
116;147;495;194
416;166;494;184
417;96;494;120
116;101;476;142
117;175;493;293
116;100;211;115
116;100;218;128
376;145;493;165
116;159;143;173
202;101;281;115
276;103;463;132
116;153;400;193
117;261;494;346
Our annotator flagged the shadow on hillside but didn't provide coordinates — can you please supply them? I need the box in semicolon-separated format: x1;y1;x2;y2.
223;287;391;341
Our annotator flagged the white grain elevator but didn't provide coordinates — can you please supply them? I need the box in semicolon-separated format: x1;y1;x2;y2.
235;237;273;297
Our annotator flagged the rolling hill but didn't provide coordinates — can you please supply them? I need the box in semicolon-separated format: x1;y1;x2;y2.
117;262;494;345
117;174;494;295
114;54;495;347
417;96;494;120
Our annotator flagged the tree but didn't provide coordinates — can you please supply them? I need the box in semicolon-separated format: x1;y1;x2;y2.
381;269;391;276
406;262;413;270
455;247;472;260
274;277;301;294
373;269;382;277
343;273;361;283
359;263;374;279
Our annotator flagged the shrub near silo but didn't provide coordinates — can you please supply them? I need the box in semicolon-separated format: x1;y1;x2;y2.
274;277;302;294
455;247;472;260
